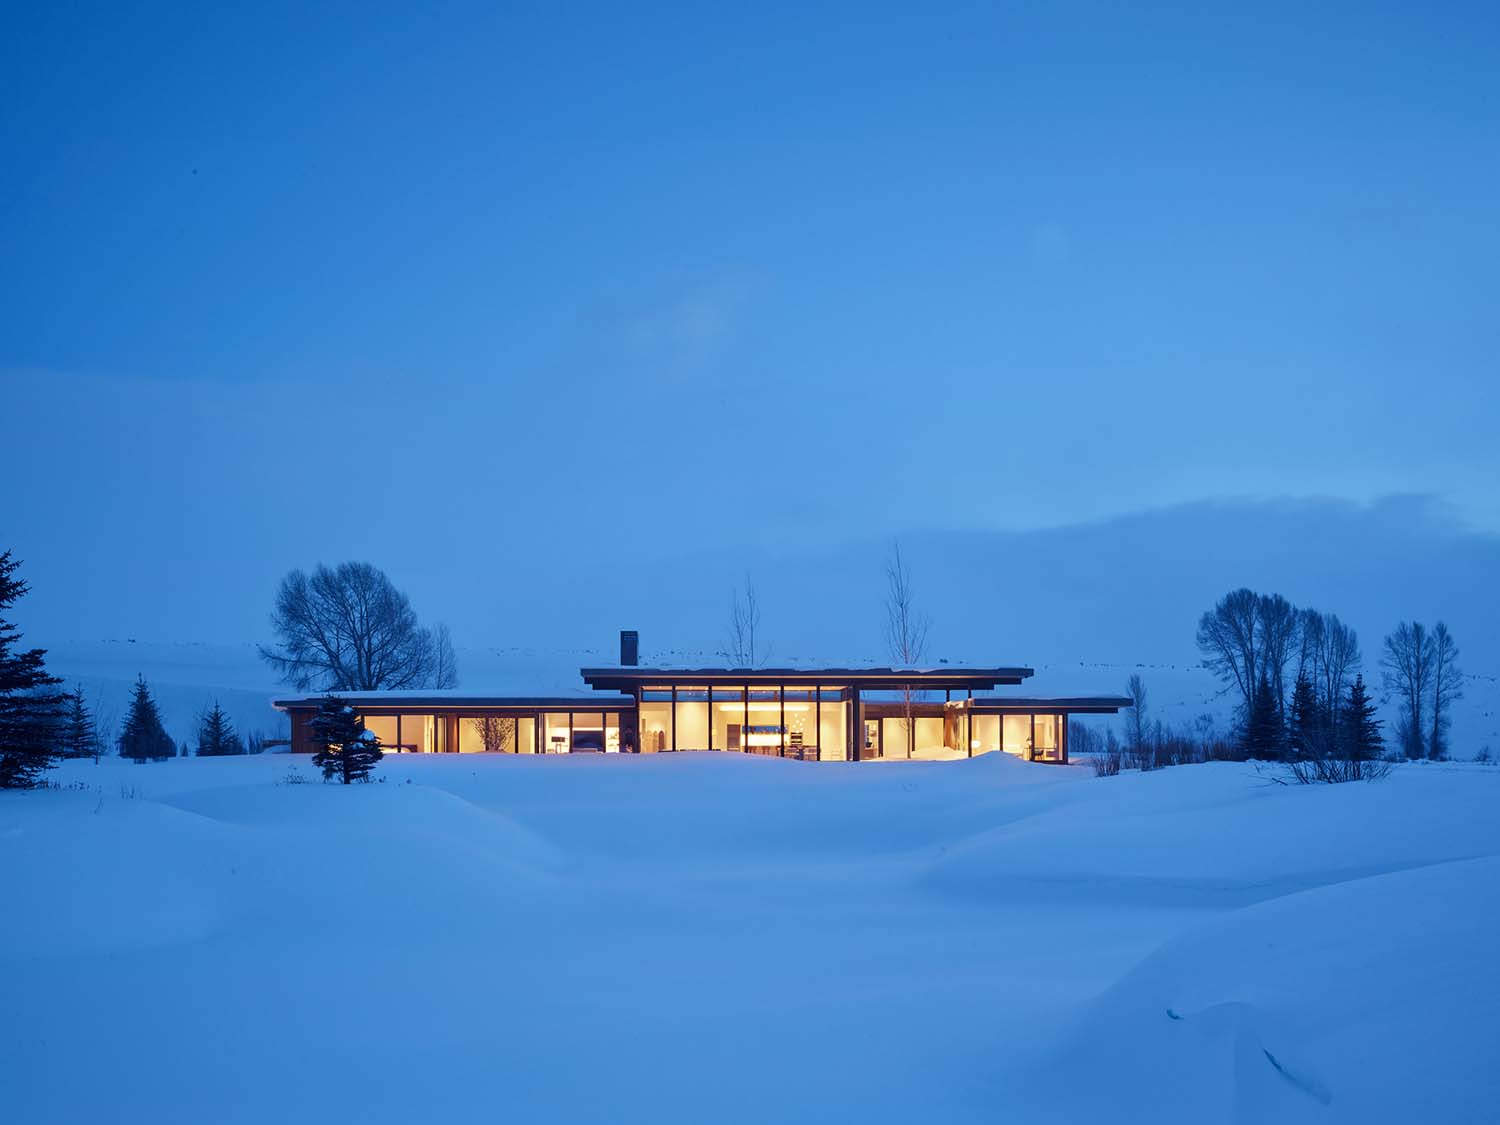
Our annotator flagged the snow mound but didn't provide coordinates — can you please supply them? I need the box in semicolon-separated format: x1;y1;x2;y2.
1003;856;1500;1124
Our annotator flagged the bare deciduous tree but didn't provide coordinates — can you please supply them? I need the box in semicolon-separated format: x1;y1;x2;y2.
724;576;763;668
466;714;516;753
1123;673;1149;764
1196;588;1262;713
1124;674;1149;748
1429;622;1462;761
1382;621;1432;759
1256;593;1299;724
884;543;930;758
1318;615;1361;726
259;562;459;692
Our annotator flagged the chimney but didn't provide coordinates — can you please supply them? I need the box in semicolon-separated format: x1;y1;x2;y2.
620;630;639;667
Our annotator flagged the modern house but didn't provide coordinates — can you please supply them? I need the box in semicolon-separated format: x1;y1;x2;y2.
273;631;1130;764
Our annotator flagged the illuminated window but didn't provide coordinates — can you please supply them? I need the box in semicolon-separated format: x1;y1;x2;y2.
674;688;709;751
544;713;571;754
639;701;670;753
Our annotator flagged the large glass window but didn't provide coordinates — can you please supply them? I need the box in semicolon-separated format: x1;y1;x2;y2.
745;688;782;754
1002;715;1033;758
914;716;943;754
711;688;745;751
880;717;910;759
397;714;435;754
361;715;399;751
605;713;620;753
674;689;709;751
461;714;516;753
782;688;815;758
516;716;536;754
570;712;605;752
544;713;571;754
818;690;847;761
1033;714;1060;761
638;701;670;753
972;715;1001;755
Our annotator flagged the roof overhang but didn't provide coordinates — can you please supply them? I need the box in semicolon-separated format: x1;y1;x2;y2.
272;693;635;712
578;666;1033;692
958;695;1134;715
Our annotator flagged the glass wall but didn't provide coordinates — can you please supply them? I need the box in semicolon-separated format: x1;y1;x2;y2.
818;689;847;761
972;714;1001;755
711;688;745;751
460;715;517;753
517;716;537;754
1033;714;1060;761
570;712;605;752
638;701;670;753
880;717;909;759
362;715;400;751
1002;715;1032;758
605;713;621;753
914;716;943;754
745;689;782;754
675;689;709;751
544;712;571;754
782;688;814;758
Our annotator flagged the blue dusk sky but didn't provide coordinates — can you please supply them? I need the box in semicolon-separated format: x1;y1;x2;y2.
3;1;1498;651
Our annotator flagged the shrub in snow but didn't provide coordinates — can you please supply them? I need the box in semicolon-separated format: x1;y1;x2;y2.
310;695;383;784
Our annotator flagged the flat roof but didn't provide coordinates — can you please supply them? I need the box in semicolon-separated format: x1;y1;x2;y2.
273;691;635;711
958;695;1134;714
579;666;1033;691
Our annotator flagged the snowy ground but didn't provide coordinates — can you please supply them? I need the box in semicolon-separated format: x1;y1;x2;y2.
3;752;1497;1123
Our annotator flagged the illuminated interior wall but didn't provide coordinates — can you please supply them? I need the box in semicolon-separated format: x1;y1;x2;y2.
605;712;620;752
638;701;670;753
818;698;847;761
361;715;399;751
516;716;536;754
880;717;909;758
711;690;744;751
1002;715;1032;757
1033;714;1059;758
674;692;710;750
972;714;1001;754
914;716;943;752
543;713;570;754
399;714;435;754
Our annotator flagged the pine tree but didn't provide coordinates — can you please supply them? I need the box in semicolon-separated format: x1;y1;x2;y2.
57;683;103;759
1342;674;1384;765
118;676;176;762
196;702;244;757
1288;673;1330;760
310;694;382;784
0;551;66;788
1241;670;1284;760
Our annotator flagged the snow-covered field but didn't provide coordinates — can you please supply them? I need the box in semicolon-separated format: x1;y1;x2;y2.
4;752;1497;1123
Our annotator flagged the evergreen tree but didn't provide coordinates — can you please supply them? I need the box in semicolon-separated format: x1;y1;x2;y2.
1341;674;1384;764
57;683;103;759
1241;670;1283;760
118;676;176;762
310;694;382;784
0;551;66;788
196;702;244;757
1288;673;1330;759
